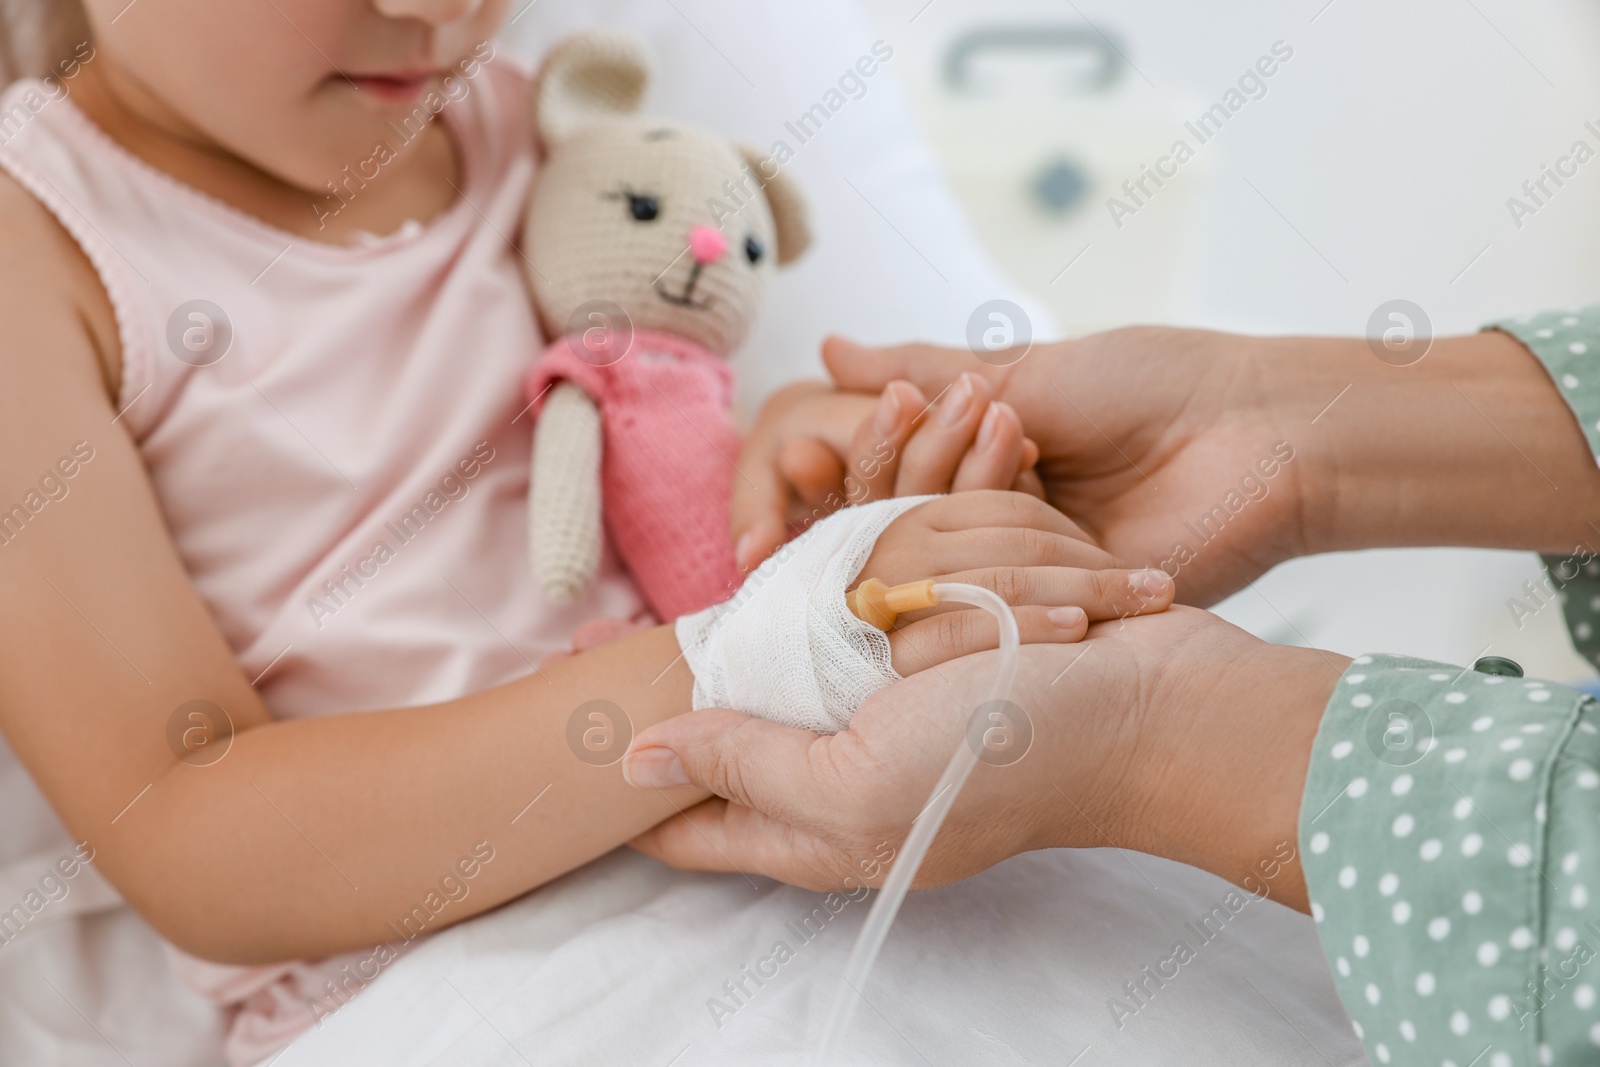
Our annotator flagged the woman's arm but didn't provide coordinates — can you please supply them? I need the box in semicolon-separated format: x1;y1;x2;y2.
1258;326;1600;560
1292;305;1600;1064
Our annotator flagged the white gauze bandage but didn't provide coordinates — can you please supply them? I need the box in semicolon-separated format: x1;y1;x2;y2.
675;495;937;733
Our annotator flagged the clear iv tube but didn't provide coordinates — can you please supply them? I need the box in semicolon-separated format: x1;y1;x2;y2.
812;582;1021;1066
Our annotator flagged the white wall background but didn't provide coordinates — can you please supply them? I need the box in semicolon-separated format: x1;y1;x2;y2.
858;0;1600;334
507;0;1600;682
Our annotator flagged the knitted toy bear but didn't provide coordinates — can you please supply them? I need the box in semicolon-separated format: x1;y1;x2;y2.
522;31;811;621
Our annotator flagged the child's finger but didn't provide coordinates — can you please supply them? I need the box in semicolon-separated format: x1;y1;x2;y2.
778;437;846;513
1012;467;1047;500
928;526;1120;575
950;402;1025;492
887;604;1087;675
1020;436;1040;470
893;373;993;496
731;383;873;571
732;447;795;572
912;488;1086;541
735;515;788;574
907;565;1176;623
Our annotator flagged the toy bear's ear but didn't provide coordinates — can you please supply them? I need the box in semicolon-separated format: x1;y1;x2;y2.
739;146;812;266
531;31;651;150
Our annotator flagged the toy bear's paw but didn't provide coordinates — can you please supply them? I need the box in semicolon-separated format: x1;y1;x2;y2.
536;567;592;605
529;382;605;606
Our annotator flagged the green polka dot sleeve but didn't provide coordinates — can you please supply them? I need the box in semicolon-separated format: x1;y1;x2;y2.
1300;654;1600;1066
1494;307;1600;459
1492;307;1600;669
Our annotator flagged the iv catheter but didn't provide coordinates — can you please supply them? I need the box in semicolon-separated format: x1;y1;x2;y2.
813;578;1022;1066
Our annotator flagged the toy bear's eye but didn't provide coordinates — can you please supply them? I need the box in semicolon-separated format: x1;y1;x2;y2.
627;194;660;222
744;236;764;265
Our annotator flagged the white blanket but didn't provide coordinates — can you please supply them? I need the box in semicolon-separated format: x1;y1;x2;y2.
281;847;1364;1066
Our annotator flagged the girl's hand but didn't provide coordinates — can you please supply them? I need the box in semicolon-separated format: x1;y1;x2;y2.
854;492;1173;675
733;379;1041;573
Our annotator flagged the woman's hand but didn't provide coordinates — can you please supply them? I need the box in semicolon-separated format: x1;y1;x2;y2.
739;326;1600;606
777;329;1308;606
733;377;1041;573
625;606;1346;911
844;492;1174;675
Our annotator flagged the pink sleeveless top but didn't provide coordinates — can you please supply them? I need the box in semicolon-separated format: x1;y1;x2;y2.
0;64;646;1064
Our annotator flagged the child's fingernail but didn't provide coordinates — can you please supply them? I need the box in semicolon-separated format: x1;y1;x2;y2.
735;530;757;569
937;375;975;426
1130;569;1172;599
975;403;1001;452
873;387;902;436
1048;606;1087;628
622;747;690;788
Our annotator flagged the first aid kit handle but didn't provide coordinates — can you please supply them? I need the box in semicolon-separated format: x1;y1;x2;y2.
942;25;1124;96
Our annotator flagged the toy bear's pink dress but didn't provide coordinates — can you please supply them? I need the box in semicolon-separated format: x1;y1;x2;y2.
526;328;743;619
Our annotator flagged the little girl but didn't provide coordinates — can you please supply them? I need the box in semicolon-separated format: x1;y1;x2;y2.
0;2;1170;1063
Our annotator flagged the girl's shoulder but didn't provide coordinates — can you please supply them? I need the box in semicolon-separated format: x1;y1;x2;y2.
0;167;119;398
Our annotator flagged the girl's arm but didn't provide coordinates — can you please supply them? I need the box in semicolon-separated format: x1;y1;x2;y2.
0;177;710;963
0;179;1164;965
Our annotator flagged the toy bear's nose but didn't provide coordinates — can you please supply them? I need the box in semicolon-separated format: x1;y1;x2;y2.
688;224;729;265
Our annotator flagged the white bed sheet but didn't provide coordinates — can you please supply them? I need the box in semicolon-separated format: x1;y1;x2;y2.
281;847;1364;1067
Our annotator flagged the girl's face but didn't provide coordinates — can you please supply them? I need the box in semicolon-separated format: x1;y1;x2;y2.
77;0;511;191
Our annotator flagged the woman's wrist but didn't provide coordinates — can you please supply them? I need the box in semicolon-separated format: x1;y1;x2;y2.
1024;611;1344;914
1162;642;1343;912
1249;328;1600;556
1077;636;1345;913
